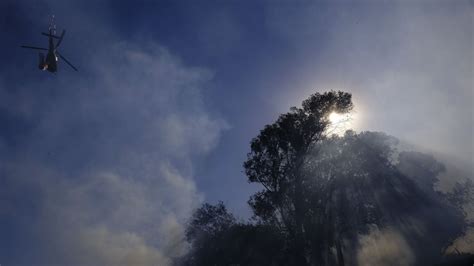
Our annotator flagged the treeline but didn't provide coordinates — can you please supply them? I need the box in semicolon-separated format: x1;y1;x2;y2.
177;91;473;266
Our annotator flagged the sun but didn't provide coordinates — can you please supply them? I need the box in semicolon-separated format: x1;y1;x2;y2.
327;112;352;135
329;112;346;124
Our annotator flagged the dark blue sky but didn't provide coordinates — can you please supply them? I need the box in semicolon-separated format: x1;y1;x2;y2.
1;0;472;265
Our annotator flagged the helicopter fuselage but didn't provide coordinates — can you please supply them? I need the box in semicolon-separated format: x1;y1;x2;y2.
40;33;58;72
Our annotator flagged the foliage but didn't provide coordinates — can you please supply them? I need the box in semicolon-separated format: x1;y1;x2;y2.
181;202;287;266
244;91;353;264
180;91;472;266
185;201;236;242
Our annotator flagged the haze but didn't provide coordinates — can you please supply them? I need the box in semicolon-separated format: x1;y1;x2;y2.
0;0;472;265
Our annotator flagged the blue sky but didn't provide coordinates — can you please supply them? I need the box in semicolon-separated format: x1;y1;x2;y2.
0;0;472;264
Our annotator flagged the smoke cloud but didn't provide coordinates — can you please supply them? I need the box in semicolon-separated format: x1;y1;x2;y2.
0;32;226;266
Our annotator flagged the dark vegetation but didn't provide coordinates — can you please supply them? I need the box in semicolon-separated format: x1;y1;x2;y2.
177;91;473;266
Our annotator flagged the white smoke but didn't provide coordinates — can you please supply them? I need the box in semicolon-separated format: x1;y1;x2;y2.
0;41;227;265
357;227;415;266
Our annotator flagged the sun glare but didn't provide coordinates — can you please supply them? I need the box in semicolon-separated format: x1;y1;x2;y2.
329;112;345;124
328;112;352;136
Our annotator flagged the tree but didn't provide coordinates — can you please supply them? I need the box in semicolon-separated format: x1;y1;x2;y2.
181;202;237;266
180;91;471;265
244;91;353;265
303;131;467;265
181;202;286;266
182;130;469;265
243;90;470;265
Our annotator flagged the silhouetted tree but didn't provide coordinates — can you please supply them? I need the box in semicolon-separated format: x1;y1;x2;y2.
181;202;287;266
186;201;237;242
243;91;353;265
181;202;237;266
397;151;446;193
447;179;474;215
180;92;471;266
303;131;467;265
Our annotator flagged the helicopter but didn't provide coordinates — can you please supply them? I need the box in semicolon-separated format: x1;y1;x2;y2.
21;16;78;72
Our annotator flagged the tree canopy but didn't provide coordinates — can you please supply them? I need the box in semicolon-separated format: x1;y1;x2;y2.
179;91;473;266
244;91;353;264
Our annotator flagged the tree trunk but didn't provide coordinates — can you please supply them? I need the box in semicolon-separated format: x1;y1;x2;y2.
294;171;307;266
336;237;345;266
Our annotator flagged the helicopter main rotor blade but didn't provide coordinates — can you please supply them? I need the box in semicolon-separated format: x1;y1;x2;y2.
21;45;48;51
55;30;66;48
41;32;60;39
57;52;78;71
